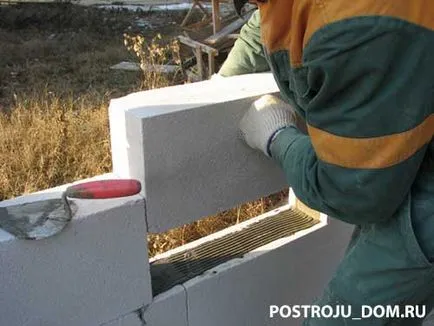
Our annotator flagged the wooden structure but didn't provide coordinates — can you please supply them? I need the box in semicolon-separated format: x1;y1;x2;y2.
178;0;254;80
181;0;227;34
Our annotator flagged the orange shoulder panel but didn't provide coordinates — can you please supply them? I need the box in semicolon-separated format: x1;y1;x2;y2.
258;0;434;67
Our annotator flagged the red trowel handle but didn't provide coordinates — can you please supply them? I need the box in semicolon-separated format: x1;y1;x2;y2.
65;179;141;199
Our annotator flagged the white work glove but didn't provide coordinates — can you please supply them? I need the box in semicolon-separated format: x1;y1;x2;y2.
239;94;296;157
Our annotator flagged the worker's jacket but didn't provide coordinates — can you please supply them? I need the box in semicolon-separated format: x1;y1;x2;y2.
220;2;434;232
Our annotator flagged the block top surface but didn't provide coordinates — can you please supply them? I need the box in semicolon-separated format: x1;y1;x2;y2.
109;73;279;118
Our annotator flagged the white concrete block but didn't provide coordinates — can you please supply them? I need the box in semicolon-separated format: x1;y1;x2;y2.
0;188;152;326
143;285;188;326
183;216;354;326
109;73;286;233
100;312;143;326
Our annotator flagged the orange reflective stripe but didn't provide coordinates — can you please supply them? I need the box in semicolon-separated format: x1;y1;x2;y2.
307;114;434;169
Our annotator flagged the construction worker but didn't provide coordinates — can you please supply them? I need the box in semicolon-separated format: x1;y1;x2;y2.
217;2;434;325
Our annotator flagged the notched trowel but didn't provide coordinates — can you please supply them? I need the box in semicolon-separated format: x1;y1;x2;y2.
0;179;141;240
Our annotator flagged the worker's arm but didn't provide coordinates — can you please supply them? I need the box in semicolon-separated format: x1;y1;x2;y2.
269;29;433;225
218;10;270;76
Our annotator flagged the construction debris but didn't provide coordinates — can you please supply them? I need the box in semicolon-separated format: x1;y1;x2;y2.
204;16;245;45
110;61;141;71
110;61;179;74
87;1;255;81
176;2;255;81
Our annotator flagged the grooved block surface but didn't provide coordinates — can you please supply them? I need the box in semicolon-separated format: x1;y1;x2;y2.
0;195;152;326
109;73;286;233
184;217;354;326
150;208;318;295
143;286;188;326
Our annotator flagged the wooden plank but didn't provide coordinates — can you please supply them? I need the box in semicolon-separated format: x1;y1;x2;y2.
227;33;240;39
181;0;211;28
181;2;198;27
195;46;204;80
196;0;210;17
178;35;219;56
208;53;215;78
204;17;246;45
212;0;221;34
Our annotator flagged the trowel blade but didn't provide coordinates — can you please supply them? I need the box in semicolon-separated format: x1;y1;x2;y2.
0;196;73;240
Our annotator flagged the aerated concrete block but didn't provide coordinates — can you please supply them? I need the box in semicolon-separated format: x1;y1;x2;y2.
183;216;354;326
424;311;434;326
143;285;188;326
109;73;286;233
100;312;143;326
0;176;152;326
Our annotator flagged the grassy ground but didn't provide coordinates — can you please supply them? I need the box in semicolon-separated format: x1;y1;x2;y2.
0;3;287;257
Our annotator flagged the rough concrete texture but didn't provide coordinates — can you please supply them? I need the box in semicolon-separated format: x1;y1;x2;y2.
0;180;152;326
425;311;434;325
100;312;143;326
182;216;354;326
109;73;287;233
143;285;188;326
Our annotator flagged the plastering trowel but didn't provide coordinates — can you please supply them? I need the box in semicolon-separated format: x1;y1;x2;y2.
0;179;141;240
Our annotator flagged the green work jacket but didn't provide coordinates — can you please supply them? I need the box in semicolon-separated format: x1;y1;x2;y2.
220;3;434;230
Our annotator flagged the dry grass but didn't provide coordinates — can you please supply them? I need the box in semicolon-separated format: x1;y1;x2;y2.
0;92;111;199
0;3;288;258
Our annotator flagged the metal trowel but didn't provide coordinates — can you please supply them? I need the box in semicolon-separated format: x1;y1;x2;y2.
0;179;141;240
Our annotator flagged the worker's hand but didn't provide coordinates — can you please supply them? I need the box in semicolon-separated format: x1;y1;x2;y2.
239;94;296;157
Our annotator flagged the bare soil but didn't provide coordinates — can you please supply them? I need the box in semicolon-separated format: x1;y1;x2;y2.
0;2;191;109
